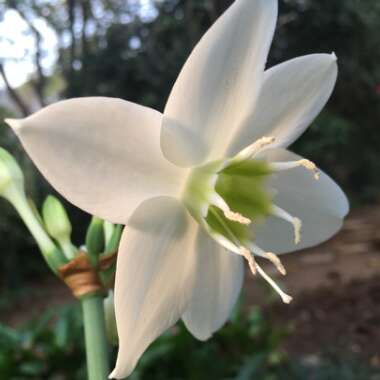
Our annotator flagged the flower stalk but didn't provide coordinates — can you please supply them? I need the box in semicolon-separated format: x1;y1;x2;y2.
81;294;110;380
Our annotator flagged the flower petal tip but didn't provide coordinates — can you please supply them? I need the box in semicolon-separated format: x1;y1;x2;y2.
194;332;213;342
4;118;22;131
108;369;121;380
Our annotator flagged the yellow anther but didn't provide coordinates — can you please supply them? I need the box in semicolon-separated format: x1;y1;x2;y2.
224;210;251;225
293;217;302;245
271;159;320;180
239;246;257;275
298;159;320;180
271;205;302;245
264;252;287;276
210;193;251;225
235;136;276;161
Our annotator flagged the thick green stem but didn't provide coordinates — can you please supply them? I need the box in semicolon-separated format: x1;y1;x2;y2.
81;294;110;380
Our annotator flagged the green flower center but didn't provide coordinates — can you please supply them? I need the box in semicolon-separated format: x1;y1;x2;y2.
181;136;320;304
184;158;272;244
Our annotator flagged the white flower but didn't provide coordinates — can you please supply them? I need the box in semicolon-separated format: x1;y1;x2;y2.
5;0;349;378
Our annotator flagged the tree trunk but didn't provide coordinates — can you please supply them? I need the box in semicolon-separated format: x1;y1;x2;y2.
0;63;30;117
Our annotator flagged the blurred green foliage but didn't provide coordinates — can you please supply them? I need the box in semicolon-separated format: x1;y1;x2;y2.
0;306;86;379
1;301;378;380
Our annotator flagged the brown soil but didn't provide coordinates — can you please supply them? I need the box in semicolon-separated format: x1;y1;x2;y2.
270;276;380;367
244;204;380;366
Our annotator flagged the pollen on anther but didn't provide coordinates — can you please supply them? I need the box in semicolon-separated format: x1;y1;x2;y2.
224;210;251;225
234;136;276;161
239;246;257;275
293;217;302;245
271;205;302;245
246;136;276;158
264;252;287;276
299;159;320;180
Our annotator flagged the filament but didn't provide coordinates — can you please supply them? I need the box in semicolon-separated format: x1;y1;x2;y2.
271;205;302;245
271;159;320;180
235;136;276;161
255;262;293;304
249;242;287;275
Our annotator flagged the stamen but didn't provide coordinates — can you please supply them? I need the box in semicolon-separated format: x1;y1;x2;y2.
240;245;292;303
255;262;293;304
209;193;251;225
207;208;248;256
249;243;287;275
238;246;257;275
264;252;287;276
271;159;320;180
224;210;251;225
236;136;276;161
212;233;242;255
271;205;302;244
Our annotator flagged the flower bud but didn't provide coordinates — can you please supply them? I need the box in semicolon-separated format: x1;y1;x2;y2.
85;217;105;266
0;147;24;203
0;147;66;272
42;195;77;259
105;224;122;254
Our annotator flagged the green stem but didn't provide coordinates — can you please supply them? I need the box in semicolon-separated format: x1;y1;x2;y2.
11;191;66;272
81;294;110;380
58;236;77;260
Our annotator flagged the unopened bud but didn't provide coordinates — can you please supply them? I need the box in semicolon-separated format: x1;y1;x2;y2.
0;147;66;272
42;195;77;259
86;217;105;266
105;224;122;254
0;147;24;203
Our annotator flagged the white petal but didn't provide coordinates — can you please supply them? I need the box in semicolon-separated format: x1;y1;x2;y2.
110;197;197;379
182;229;244;341
227;54;338;156
161;0;278;166
6;98;185;224
255;148;349;254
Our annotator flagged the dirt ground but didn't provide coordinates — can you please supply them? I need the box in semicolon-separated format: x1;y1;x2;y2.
2;205;380;366
245;204;380;367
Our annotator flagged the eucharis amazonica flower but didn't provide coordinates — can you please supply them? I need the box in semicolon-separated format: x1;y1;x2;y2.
5;0;349;377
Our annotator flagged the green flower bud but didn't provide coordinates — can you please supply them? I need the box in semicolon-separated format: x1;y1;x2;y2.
105;224;122;254
104;291;118;345
42;195;77;259
0;147;24;203
85;217;105;266
0;147;66;272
